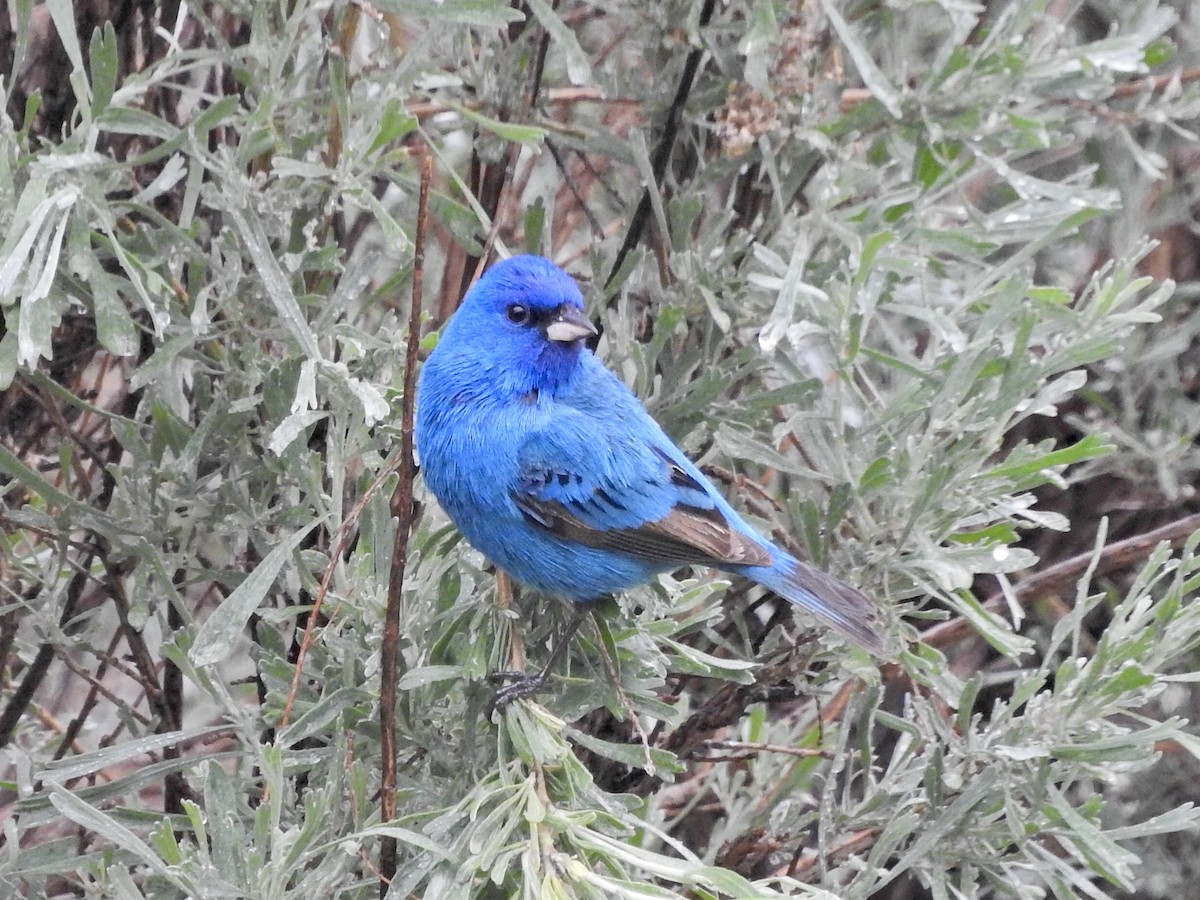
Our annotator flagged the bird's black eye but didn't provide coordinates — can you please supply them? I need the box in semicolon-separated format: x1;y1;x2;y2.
506;303;530;325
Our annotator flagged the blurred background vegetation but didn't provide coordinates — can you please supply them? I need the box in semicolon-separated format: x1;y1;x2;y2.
2;0;1200;897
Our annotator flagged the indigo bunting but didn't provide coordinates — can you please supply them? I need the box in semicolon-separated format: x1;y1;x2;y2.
416;255;883;703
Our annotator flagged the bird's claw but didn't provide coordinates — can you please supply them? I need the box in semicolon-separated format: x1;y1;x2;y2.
487;671;550;715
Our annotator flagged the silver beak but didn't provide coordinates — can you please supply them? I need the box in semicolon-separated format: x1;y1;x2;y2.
544;305;598;343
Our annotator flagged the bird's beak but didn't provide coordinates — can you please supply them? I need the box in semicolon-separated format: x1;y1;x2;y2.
544;305;598;343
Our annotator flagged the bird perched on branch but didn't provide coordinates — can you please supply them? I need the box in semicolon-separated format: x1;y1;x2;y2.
415;255;884;706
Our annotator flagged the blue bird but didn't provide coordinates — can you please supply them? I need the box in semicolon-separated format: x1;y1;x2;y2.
415;255;883;704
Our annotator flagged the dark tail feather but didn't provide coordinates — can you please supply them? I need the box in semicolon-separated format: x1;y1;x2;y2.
748;553;886;655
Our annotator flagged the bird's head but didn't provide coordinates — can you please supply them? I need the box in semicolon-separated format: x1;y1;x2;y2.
444;255;598;397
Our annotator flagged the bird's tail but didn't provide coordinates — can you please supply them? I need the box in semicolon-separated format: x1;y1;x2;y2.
747;552;886;655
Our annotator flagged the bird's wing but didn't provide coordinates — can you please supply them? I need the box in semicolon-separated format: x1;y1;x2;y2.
512;417;771;568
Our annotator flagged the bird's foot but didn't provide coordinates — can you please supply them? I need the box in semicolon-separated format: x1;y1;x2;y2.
487;669;550;713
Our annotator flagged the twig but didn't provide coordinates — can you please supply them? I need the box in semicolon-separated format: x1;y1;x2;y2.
498;571;525;674
716;827;785;874
606;0;718;291
590;612;655;768
922;512;1200;648
403;90;641;121
34;707;90;763
786;826;880;880
701;463;786;512
52;629;152;763
280;459;401;728
694;739;835;762
101;551;190;814
348;0;383;22
1110;64;1200;99
746;679;858;820
546;139;604;238
378;149;433;891
51;643;153;729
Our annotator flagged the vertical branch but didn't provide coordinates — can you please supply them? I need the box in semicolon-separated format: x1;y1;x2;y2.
378;148;433;891
162;574;186;816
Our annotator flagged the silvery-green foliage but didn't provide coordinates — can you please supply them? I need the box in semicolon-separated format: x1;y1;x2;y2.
2;1;1199;898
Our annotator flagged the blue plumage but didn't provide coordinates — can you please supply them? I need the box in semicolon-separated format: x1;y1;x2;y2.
415;255;883;655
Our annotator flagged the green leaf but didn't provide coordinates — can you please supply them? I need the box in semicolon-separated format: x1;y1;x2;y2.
278;686;369;745
915;141;964;189
191;520;320;666
859;456;894;491
946;523;1020;545
402;0;526;25
524;199;546;255
91;272;139;357
397;665;465;690
88;21;119;117
226;202;321;358
0;441;102;518
987;433;1113;482
1028;285;1074;305
48;787;195;893
96;106;182;140
36;725;231;784
692;866;776;896
1144;38;1174;67
362;190;412;254
367;101;418;156
359;826;457;861
564;727;683;775
660;636;757;683
448;102;546;144
0;330;16;389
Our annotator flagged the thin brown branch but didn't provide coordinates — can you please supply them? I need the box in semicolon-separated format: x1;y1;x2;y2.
0;554;96;748
51;648;152;728
101;551;192;813
546;139;604;238
922;512;1200;648
52;630;150;764
280;450;403;727
1110;64;1200;99
787;826;880;880
403;90;641;121
716;827;786;874
694;739;835;762
104;556;170;727
378;148;433;891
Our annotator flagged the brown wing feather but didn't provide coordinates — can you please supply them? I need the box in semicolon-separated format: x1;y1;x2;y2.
639;506;772;567
515;494;772;568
